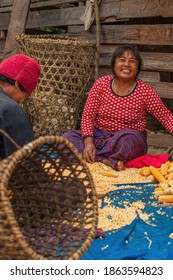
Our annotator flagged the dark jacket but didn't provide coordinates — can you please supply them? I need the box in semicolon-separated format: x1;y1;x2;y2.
0;88;34;159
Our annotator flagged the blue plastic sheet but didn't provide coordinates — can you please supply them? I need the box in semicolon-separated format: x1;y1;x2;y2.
81;183;173;260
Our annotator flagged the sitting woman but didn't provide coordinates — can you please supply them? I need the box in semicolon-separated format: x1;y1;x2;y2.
63;45;173;171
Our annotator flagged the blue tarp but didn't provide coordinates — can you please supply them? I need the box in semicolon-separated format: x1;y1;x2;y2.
81;183;173;260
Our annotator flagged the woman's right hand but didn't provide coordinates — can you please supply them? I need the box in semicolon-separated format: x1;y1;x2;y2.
83;136;96;163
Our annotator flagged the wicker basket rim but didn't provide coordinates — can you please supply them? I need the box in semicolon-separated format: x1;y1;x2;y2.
0;135;98;260
16;34;96;47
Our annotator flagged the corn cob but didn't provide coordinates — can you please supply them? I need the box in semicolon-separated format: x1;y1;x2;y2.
168;180;173;187
160;163;169;176
139;167;151;176
147;175;157;182
158;195;173;203
165;161;172;168
155;187;163;191
99;170;118;177
168;162;173;173
150;166;167;183
154;190;165;198
167;173;173;180
164;187;173;195
158;182;169;190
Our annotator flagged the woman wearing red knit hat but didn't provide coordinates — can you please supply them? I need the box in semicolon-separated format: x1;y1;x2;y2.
0;53;40;159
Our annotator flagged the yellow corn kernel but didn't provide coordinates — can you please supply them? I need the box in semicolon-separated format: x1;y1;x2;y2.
139;167;151;176
150;166;167;183
168;162;173;173
160;163;169;176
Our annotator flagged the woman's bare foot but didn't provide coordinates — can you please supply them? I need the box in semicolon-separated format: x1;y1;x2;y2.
101;158;125;171
116;161;125;171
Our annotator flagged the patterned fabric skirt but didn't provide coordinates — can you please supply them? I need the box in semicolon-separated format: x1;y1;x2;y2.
62;127;148;169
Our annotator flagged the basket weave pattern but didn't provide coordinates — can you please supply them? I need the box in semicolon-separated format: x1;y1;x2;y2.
0;136;98;260
16;34;96;137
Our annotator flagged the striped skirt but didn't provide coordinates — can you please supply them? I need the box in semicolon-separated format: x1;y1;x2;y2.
62;127;148;169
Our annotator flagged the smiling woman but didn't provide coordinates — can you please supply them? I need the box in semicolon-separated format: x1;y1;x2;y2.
62;45;173;171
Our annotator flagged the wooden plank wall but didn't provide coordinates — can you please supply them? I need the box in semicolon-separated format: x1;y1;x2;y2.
0;0;173;148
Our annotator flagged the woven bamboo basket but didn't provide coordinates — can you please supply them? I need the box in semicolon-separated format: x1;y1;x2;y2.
0;130;98;260
16;34;96;137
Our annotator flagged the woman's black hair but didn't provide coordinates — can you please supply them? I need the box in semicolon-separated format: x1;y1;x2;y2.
0;74;27;93
110;45;143;77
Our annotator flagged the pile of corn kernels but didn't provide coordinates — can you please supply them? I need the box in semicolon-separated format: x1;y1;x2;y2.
86;162;149;197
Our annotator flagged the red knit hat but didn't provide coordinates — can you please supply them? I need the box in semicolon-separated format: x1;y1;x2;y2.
0;54;40;96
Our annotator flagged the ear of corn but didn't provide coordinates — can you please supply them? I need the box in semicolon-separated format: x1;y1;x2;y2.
154;190;165;198
168;179;173;188
158;182;169;190
99;170;118;177
165;161;172;168
167;173;173;180
164;187;173;195
147;175;157;182
150;166;167;183
139;167;151;176
155;187;163;191
158;195;173;203
168;162;173;173
160;163;168;176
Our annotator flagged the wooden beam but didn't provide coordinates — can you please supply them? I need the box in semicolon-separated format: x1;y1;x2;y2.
147;82;173;99
30;0;86;9
68;24;173;46
3;0;31;59
2;0;173;30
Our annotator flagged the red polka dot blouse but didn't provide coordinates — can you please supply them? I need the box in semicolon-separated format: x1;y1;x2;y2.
81;75;173;137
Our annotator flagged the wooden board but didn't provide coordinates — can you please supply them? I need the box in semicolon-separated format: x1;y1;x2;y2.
3;0;31;59
68;24;173;46
99;51;173;72
2;0;173;29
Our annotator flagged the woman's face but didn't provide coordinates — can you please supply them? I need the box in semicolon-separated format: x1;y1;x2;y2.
114;50;138;81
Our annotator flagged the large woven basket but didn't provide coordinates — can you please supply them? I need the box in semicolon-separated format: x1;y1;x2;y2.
16;34;96;137
0;131;98;260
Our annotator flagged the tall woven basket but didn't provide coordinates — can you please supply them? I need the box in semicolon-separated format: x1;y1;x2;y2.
0;130;98;260
16;34;96;137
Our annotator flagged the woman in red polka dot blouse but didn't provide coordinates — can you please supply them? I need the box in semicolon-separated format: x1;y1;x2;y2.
63;45;173;170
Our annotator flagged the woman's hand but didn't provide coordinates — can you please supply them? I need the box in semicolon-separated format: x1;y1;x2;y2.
83;136;96;163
